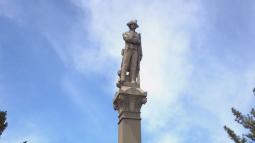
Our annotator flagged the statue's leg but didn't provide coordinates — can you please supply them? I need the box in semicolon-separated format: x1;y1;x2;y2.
121;48;132;82
130;49;138;83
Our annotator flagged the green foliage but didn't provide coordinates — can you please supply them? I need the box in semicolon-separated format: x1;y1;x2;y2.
224;125;246;143
224;89;255;143
0;111;8;136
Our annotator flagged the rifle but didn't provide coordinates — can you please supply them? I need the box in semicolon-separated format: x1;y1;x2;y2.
137;33;142;87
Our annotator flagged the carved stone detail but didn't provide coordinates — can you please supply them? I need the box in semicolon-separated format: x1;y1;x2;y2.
113;86;147;122
113;20;147;143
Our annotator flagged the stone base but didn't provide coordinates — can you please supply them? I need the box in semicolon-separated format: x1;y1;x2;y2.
113;86;147;143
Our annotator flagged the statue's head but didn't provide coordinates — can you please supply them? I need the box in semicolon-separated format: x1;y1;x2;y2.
127;20;139;30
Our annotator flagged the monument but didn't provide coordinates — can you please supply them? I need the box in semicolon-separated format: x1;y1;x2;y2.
113;20;147;143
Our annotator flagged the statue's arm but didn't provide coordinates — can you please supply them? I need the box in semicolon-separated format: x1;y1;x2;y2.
123;32;140;44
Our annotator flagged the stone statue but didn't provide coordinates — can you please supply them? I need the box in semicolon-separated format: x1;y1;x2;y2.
117;20;143;88
113;20;147;143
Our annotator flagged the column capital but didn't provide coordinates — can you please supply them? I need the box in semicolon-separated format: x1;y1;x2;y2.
113;86;147;121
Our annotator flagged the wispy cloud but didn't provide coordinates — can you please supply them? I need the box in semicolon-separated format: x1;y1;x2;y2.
60;75;112;132
1;0;254;142
61;76;101;119
0;121;50;143
153;131;183;143
0;84;4;107
0;0;19;20
69;0;255;143
70;0;204;142
1;134;48;143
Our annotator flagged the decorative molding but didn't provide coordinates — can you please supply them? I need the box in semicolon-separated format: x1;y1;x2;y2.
113;87;147;122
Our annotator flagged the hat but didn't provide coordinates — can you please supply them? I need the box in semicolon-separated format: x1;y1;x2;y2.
127;20;139;28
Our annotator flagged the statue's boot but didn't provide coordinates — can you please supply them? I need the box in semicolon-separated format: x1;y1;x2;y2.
130;69;137;84
120;65;128;82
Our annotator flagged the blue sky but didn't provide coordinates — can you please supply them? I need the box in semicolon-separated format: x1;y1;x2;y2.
0;0;255;143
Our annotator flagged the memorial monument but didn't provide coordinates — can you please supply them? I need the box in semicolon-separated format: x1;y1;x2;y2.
113;20;147;143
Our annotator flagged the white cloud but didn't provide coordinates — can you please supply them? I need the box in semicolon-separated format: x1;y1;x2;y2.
0;0;253;142
0;0;22;21
60;75;108;131
186;61;255;143
0;84;4;106
61;76;100;118
70;0;203;142
73;0;255;142
154;131;183;143
0;133;48;143
0;121;50;143
14;0;251;142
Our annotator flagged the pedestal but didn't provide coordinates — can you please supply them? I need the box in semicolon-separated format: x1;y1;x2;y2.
113;86;147;143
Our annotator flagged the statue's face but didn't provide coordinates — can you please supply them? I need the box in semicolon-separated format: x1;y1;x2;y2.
130;24;137;30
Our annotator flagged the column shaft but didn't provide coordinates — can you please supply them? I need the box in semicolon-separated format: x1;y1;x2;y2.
113;87;147;143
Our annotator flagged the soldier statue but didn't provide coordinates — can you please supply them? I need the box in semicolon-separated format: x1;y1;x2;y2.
117;20;143;88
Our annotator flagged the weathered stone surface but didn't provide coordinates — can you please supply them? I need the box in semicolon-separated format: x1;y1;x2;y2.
117;20;143;88
113;87;147;143
113;20;147;143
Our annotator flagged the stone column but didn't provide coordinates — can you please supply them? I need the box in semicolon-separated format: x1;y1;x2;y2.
113;86;147;143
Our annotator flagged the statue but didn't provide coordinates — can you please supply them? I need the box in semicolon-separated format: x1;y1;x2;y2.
117;20;143;88
113;20;147;143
